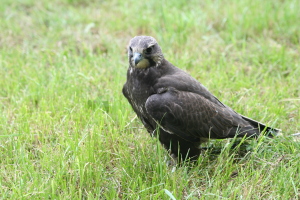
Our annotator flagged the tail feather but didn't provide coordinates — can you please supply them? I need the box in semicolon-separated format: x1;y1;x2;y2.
241;115;280;137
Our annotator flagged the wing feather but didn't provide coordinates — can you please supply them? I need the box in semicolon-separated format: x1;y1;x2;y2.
145;88;258;141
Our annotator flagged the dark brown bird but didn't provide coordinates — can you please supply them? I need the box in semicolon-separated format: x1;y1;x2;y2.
122;36;279;161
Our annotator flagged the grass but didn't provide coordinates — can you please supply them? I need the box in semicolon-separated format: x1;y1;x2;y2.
0;0;300;199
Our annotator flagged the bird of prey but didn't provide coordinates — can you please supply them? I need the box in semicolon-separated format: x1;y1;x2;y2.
122;36;279;161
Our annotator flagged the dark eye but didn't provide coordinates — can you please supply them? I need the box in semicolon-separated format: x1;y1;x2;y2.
145;47;152;54
128;47;133;54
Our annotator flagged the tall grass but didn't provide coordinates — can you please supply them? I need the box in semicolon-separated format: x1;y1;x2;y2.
0;0;299;199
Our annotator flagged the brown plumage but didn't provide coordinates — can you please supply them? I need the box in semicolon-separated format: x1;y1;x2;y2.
122;36;279;161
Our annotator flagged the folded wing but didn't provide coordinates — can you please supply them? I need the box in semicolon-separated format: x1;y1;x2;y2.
145;88;261;142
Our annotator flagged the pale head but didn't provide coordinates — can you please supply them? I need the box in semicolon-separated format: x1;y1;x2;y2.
128;36;164;69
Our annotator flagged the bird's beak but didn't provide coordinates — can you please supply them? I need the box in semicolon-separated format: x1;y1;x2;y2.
133;52;143;65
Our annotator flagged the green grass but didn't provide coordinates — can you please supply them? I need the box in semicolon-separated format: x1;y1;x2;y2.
1;0;300;199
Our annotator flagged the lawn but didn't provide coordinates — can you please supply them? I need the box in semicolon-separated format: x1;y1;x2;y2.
0;0;299;199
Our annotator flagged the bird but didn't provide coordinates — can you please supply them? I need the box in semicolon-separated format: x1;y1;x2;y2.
122;35;280;161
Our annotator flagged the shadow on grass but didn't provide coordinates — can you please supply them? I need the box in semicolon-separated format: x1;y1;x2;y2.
175;136;274;169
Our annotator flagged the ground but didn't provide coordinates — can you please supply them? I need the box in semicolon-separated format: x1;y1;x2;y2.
0;0;299;199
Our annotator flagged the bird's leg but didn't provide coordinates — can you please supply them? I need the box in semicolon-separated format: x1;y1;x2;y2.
166;153;178;167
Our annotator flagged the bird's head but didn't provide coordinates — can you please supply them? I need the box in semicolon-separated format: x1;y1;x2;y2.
128;36;164;69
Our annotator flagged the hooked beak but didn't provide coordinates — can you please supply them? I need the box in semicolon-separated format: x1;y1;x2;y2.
133;52;143;65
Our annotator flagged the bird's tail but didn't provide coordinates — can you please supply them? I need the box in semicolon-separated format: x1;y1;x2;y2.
241;115;280;137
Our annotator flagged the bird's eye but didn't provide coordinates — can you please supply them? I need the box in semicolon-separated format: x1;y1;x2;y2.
145;47;152;54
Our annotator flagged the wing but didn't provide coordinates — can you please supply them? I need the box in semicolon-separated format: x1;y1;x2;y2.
145;88;260;142
155;64;228;108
